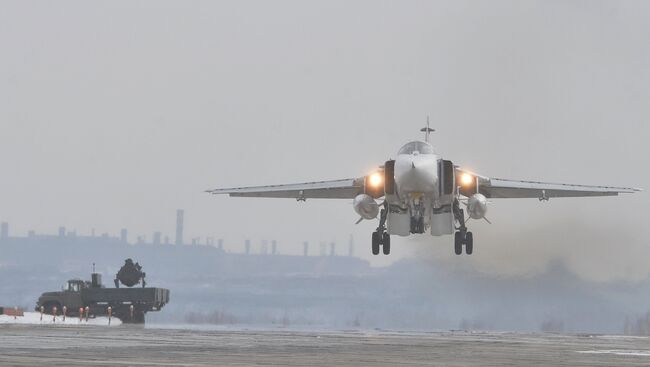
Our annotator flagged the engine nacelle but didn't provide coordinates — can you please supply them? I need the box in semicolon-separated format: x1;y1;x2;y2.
353;194;379;220
467;193;488;220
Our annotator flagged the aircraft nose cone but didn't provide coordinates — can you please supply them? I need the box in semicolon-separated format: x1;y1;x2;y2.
395;156;438;193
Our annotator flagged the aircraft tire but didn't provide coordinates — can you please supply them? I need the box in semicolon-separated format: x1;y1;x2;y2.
465;232;473;255
371;232;380;255
454;232;462;255
382;232;391;255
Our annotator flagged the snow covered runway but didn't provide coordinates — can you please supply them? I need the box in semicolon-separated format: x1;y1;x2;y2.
1;325;649;366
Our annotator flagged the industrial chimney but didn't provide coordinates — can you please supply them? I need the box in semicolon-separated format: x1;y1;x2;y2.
175;209;184;245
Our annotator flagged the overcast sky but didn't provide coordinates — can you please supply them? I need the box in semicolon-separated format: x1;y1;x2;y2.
1;0;648;274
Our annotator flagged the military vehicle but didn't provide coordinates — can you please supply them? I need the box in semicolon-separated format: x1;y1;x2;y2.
35;259;170;323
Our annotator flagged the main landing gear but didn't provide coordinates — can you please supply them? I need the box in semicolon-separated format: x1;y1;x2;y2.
454;230;473;255
452;199;473;255
371;203;390;255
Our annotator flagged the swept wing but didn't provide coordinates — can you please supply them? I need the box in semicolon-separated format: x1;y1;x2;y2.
206;178;365;199
456;168;641;199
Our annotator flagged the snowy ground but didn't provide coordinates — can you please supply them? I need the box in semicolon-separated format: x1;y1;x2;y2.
0;312;121;326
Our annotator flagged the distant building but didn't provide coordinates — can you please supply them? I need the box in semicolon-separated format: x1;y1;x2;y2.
303;241;309;256
175;210;184;245
153;232;162;245
120;229;128;243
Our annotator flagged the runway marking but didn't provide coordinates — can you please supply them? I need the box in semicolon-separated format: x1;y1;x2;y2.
577;350;650;357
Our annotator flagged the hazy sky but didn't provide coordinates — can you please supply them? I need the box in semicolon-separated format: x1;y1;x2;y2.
1;0;648;274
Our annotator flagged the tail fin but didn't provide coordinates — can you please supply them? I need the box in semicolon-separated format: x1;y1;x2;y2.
420;116;435;142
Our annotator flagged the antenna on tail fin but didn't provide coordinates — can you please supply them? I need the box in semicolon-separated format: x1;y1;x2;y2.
420;116;435;142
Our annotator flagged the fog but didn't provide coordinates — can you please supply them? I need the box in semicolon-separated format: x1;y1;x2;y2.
0;1;649;332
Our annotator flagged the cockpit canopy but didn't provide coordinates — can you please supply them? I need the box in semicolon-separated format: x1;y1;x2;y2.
397;141;435;155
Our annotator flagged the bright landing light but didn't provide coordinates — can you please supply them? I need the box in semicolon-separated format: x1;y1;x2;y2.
369;172;383;187
460;173;474;186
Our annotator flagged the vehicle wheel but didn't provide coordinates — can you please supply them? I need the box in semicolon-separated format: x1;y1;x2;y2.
454;232;462;255
382;232;391;255
133;310;145;324
371;232;380;255
465;232;473;255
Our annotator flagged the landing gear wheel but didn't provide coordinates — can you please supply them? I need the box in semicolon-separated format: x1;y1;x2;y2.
465;232;473;255
371;232;380;255
382;232;391;255
454;232;462;255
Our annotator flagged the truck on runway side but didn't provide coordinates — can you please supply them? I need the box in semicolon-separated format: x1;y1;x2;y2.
35;259;170;324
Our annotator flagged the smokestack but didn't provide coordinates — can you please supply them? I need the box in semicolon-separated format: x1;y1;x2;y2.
303;241;309;256
245;239;251;255
330;242;336;256
153;232;161;245
0;222;7;239
175;209;184;245
120;229;128;243
271;240;277;255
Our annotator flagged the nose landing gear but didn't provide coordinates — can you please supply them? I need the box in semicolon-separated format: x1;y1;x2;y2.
371;203;391;255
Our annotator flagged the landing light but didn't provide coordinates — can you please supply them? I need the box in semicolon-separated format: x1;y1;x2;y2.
460;173;474;186
369;172;383;187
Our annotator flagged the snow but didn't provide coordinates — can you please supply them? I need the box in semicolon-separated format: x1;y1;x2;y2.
0;312;121;326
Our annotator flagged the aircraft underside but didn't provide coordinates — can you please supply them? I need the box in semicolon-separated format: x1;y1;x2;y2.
370;197;474;256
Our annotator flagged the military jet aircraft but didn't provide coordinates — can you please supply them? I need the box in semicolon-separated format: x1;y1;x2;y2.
207;124;640;256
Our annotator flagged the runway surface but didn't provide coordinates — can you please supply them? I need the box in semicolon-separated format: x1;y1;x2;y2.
1;325;650;366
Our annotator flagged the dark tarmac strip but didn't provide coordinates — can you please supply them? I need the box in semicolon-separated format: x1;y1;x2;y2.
1;325;650;366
